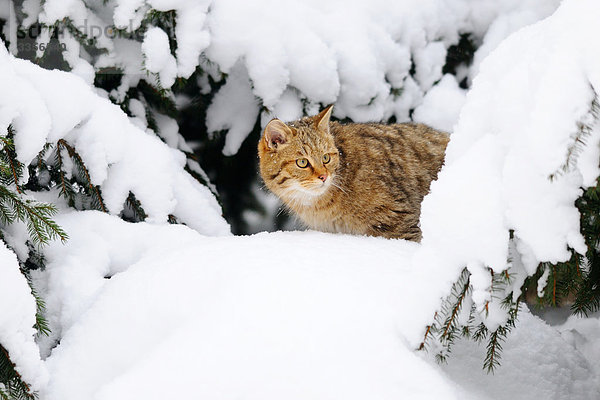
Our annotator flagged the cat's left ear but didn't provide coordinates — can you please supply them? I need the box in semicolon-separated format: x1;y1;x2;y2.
315;105;333;134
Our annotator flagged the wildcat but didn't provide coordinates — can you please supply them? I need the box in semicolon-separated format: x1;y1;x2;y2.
257;106;449;241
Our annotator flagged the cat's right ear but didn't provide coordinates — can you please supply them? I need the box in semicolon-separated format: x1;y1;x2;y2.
264;119;292;150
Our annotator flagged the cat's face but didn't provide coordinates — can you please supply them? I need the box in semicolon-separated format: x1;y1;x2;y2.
258;106;340;204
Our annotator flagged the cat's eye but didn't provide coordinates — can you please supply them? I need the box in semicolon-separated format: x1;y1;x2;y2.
322;154;331;164
296;158;309;168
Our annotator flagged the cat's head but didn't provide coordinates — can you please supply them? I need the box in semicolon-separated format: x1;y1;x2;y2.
258;106;340;204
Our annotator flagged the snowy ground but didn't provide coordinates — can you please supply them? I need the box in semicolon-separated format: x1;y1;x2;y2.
31;211;600;400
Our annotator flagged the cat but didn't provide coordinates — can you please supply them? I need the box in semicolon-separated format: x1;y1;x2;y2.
257;105;449;241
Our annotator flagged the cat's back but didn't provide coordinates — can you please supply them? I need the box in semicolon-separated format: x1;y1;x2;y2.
330;121;449;190
322;121;448;240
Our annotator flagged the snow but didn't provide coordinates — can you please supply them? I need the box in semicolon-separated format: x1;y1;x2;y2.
33;212;600;400
416;0;600;328
11;0;562;155
0;240;47;391
413;74;466;132
38;212;456;400
0;44;229;236
0;40;228;391
113;0;146;29
205;62;261;156
413;41;446;92
116;0;211;78
468;0;562;81
201;0;563;153
443;310;599;400
141;27;177;88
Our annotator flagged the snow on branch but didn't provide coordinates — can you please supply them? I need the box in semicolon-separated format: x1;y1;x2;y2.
0;44;229;236
7;0;562;156
416;0;600;351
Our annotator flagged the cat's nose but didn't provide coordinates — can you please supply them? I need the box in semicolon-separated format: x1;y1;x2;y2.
318;173;328;182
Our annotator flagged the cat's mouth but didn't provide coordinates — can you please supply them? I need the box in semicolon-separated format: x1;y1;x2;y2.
282;178;333;204
306;176;334;194
311;181;331;194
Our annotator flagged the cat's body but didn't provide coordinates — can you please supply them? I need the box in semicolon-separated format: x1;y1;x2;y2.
258;106;449;241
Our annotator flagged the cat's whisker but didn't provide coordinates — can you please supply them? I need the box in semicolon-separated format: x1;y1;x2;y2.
276;206;286;217
331;181;347;194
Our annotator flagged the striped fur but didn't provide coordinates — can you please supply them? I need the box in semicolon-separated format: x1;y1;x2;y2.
258;106;449;241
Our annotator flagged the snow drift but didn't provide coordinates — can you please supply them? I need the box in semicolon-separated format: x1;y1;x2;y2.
0;38;228;392
35;212;600;400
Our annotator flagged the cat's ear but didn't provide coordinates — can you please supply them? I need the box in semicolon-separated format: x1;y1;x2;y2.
315;105;333;134
264;119;292;150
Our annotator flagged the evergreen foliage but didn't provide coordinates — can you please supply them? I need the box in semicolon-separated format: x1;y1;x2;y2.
571;178;600;314
0;128;66;399
420;94;600;372
529;176;600;315
54;139;107;212
0;345;35;400
0;6;233;394
419;268;520;373
534;95;600;316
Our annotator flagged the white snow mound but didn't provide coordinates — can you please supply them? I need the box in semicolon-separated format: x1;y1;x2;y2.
36;212;600;400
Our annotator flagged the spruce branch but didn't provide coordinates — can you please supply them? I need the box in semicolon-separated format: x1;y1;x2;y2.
122;192;147;223
529;177;600;315
0;137;22;194
420;269;472;363
550;89;599;180
472;323;488;343
552;266;557;306
484;328;504;373
418;312;437;351
53;143;76;205
439;268;471;346
0;346;36;400
56;139;107;212
0;186;68;245
484;297;519;373
23;274;50;337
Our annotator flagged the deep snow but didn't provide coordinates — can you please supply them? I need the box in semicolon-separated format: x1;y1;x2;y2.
33;211;600;400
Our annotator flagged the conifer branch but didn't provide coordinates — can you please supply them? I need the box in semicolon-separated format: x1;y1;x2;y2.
418;312;437;351
440;270;471;343
552;266;557;306
0;138;22;194
0;186;68;245
57;140;107;212
484;328;503;373
123;192;147;222
54;143;72;203
418;326;432;351
23;273;50;337
550;89;599;179
0;345;35;400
